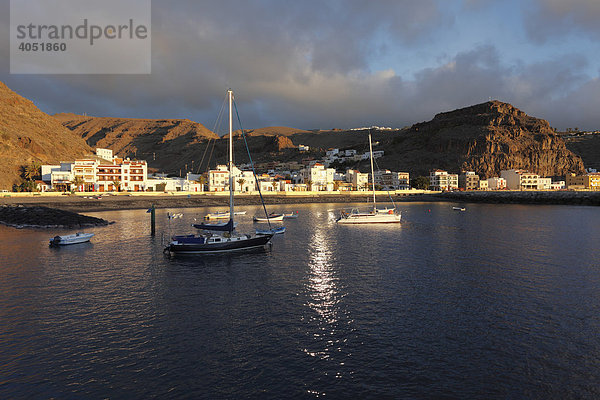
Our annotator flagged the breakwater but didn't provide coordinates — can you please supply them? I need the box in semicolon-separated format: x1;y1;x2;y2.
436;190;600;206
0;205;110;228
0;190;598;213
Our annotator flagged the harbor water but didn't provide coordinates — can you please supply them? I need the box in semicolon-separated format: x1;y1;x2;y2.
1;202;599;398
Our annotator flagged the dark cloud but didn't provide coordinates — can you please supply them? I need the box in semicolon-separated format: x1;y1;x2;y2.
0;0;599;131
525;0;600;43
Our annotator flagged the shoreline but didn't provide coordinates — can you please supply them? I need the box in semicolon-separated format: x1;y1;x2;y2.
0;190;599;212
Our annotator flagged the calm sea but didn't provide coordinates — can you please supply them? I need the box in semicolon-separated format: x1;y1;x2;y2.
1;202;599;399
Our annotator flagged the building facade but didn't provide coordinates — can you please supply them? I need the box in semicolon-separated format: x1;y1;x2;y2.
458;171;480;190
429;170;458;191
566;173;600;190
487;177;507;190
501;169;539;190
346;169;369;191
300;163;335;191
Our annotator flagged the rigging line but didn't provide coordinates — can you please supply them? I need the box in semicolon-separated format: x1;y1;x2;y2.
197;95;227;173
372;154;397;209
233;98;272;230
205;107;226;171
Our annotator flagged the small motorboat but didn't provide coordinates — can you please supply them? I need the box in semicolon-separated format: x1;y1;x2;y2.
453;207;466;211
253;213;284;222
49;232;94;246
205;211;246;219
204;211;229;220
256;226;286;235
283;211;298;219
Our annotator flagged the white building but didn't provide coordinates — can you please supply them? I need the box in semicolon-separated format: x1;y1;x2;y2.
551;181;565;190
49;163;75;192
372;170;410;190
346;169;369;191
96;148;113;162
300;163;335;191
208;165;256;192
500;169;539;190
45;155;148;192
41;165;61;182
361;150;384;160
429;170;458;191
95;158;148;192
326;149;339;157
72;159;98;191
538;177;552;190
209;165;229;191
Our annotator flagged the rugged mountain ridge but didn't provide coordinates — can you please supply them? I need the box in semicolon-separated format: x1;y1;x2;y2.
54;113;220;162
1;79;587;186
0;82;91;189
382;101;585;178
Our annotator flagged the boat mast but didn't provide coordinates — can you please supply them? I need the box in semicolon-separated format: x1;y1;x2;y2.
228;89;234;223
369;132;376;211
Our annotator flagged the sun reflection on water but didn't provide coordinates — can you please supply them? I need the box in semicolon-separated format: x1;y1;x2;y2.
302;220;352;380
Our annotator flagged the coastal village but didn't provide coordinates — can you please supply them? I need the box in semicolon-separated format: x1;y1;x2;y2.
19;144;600;196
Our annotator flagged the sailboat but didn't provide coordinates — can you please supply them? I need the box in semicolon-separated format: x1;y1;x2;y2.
164;90;274;254
337;133;401;224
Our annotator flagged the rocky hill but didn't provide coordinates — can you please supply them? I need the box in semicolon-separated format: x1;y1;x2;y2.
50;96;587;179
0;82;92;190
54;114;220;171
233;126;312;137
377;101;585;178
56;114;303;173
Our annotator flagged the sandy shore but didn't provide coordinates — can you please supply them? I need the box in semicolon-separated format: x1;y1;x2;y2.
0;190;598;213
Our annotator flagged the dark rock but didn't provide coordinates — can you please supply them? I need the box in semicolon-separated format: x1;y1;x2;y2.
0;205;109;229
387;101;585;178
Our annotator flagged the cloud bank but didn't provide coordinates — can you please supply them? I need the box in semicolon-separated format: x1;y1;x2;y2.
1;0;599;130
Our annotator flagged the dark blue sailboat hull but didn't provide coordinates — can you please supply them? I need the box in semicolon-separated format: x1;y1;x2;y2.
166;233;273;254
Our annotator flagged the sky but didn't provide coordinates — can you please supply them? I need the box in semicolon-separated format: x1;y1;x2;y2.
1;0;600;131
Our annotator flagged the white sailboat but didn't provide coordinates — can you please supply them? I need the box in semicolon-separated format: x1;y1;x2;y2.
337;133;401;224
165;90;273;254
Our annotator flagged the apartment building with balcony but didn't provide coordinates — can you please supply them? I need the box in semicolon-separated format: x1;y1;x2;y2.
372;170;410;190
500;169;539;190
566;173;600;190
458;171;480;190
346;169;369;191
300;163;335;191
208;165;256;192
429;170;458;191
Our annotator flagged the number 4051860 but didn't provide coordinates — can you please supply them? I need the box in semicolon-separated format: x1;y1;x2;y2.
18;42;66;52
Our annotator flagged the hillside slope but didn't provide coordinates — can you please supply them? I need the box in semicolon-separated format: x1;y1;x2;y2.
55;113;221;172
52;99;587;179
563;135;600;172
375;101;585;178
0;82;91;190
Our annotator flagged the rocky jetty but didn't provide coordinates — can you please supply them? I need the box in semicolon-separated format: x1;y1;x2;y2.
436;190;600;206
0;205;110;229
